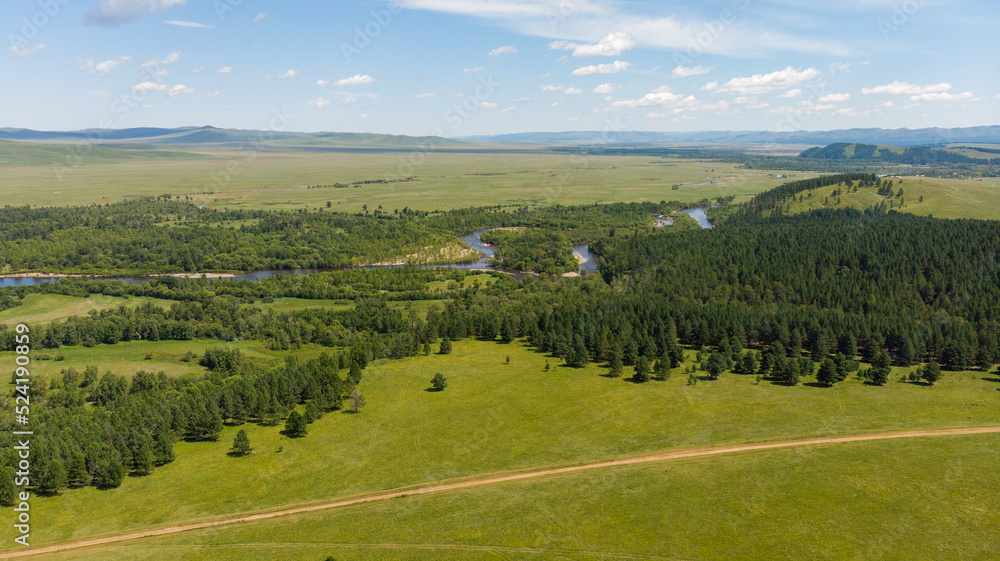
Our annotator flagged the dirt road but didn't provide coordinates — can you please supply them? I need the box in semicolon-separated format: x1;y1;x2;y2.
4;426;998;559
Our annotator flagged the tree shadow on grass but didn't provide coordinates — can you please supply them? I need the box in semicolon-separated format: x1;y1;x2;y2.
424;387;445;393
981;377;1000;383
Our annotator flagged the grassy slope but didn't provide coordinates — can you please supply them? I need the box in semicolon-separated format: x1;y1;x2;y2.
3;339;997;551
0;140;210;167
0;294;173;326
784;176;1000;220
0;150;810;211
62;434;1000;561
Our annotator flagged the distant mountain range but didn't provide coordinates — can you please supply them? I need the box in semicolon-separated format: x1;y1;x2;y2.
1;125;998;149
0;126;469;150
462;126;1000;147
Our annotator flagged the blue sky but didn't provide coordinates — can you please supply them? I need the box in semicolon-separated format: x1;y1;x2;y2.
3;0;998;136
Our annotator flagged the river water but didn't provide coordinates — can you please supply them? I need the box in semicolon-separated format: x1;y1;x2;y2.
0;214;713;287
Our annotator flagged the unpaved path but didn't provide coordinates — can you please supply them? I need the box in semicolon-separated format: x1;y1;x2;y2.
4;426;999;559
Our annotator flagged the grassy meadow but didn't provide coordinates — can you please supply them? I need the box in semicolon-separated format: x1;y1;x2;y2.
3;338;998;553
56;433;1000;561
0;149;809;211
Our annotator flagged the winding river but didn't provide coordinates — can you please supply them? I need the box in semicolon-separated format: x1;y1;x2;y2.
0;212;713;287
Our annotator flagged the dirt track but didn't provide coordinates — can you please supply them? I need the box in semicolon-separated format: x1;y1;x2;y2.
4;426;999;559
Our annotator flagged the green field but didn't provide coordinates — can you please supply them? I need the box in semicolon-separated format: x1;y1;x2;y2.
57;434;1000;561
784;176;1000;220
4;338;998;554
0;294;173;327
0;149;810;211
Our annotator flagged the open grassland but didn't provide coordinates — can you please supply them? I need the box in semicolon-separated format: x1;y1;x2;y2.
51;433;1000;561
3;338;998;552
0;294;172;327
784;176;1000;220
0;150;810;211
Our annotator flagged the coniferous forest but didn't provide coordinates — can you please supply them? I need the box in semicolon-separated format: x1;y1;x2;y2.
2;173;999;498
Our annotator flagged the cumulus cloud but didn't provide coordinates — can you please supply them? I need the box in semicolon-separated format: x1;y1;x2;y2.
86;0;188;26
549;32;635;57
861;81;951;95
10;44;46;57
142;52;180;68
480;101;498;108
463;67;484;73
705;67;820;95
132;81;168;91
215;66;234;74
164;20;213;28
572;60;631;76
334;74;375;86
671;65;712;78
168;84;195;97
253;12;268;23
516;97;532;103
834;107;858;116
778;89;803;98
317;80;330;87
81;56;132;76
541;85;582;94
489;45;518;56
592;83;619;94
307;97;332;108
818;93;851;103
278;69;300;79
910;91;975;101
415;92;436;98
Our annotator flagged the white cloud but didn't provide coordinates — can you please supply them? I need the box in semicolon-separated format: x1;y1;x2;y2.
910;91;975;101
480;102;498;108
308;97;332;108
278;69;300;79
192;67;205;74
82;56;132;76
516;97;532;103
551;102;559;107
564;87;584;94
672;65;712;78
9;44;46;57
614;87;729;115
733;96;770;109
879;101;895;108
164;20;213;28
253;11;268;23
542;85;563;91
613;91;684;108
334;74;375;86
818;93;851;103
489;45;518;56
705;67;820;95
317;80;330;87
861;81;951;95
834;107;858;116
132;81;168;91
463;66;484;73
415;92;436;98
142;52;180;68
395;0;608;19
215;66;234;74
592;83;619;94
572;60;631;76
501;105;518;112
206;91;221;97
549;32;636;57
168;84;195;97
829;62;853;74
779;89;803;98
86;0;187;26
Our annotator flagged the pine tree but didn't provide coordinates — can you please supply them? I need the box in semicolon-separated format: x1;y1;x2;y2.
0;467;16;506
608;352;624;378
817;358;838;387
921;361;943;385
134;443;154;476
285;411;308;437
633;356;651;383
431;373;448;391
67;452;89;487
233;429;252;455
439;337;452;355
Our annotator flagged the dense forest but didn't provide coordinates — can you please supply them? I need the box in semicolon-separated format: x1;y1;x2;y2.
3;174;1000;501
0;200;676;275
